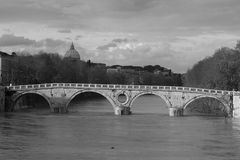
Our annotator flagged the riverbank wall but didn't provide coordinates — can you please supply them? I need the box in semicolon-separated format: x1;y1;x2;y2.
0;86;5;112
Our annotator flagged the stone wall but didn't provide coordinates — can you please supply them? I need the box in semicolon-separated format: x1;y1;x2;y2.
0;86;5;112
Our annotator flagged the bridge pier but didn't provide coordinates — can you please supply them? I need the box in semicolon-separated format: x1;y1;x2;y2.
233;95;240;118
114;106;132;115
121;106;132;115
0;86;5;112
114;107;122;115
50;98;68;113
169;108;184;117
52;106;67;113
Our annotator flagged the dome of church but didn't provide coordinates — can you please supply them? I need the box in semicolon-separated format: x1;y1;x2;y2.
64;42;80;60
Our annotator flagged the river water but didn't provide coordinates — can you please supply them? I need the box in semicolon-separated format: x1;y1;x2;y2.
1;95;240;160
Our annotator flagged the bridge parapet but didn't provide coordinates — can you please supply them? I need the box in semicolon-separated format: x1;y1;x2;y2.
7;83;234;96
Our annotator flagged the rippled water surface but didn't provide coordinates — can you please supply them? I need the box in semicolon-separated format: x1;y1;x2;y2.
1;95;240;160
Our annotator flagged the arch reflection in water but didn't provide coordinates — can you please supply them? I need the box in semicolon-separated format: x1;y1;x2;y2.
67;91;113;114
14;93;51;112
184;97;228;117
131;94;169;115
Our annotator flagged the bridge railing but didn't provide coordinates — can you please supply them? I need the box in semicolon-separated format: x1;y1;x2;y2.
6;83;234;95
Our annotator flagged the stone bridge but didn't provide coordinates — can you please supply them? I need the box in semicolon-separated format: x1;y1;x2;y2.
6;83;240;117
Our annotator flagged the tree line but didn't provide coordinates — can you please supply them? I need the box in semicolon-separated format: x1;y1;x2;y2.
7;52;182;86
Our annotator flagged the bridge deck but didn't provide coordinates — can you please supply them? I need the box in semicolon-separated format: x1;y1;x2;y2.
6;83;235;95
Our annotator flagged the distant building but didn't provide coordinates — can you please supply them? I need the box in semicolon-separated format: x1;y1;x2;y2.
107;67;121;73
162;69;172;76
87;60;106;69
64;42;81;61
153;68;172;76
107;66;138;74
94;63;106;67
0;51;15;85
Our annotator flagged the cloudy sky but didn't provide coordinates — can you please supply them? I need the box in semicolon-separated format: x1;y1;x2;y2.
0;0;240;72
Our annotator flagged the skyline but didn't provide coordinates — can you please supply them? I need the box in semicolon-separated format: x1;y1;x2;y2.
0;0;240;73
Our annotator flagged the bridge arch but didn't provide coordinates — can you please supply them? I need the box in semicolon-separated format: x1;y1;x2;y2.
129;91;171;109
66;90;116;111
13;91;52;111
183;95;229;115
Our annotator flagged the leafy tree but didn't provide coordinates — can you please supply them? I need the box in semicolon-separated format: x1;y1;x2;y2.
8;51;182;86
143;65;155;73
107;72;126;84
185;42;240;90
88;66;108;84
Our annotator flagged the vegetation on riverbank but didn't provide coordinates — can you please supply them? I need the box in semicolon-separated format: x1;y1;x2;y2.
6;52;182;86
184;41;240;91
184;41;240;114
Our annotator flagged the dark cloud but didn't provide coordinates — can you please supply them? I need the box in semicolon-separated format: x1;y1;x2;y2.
97;43;117;51
58;29;72;33
97;38;136;51
0;34;36;46
65;37;72;40
112;38;129;43
0;33;67;54
109;0;158;13
0;2;65;24
34;38;66;48
75;35;83;41
1;0;240;32
3;28;11;32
